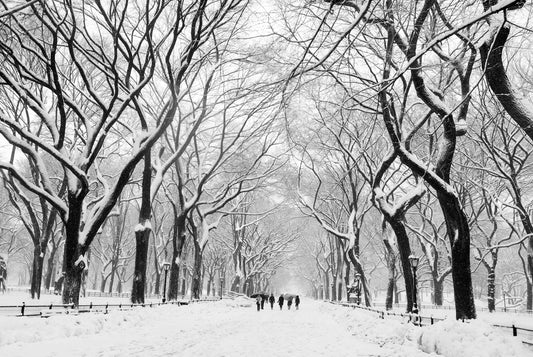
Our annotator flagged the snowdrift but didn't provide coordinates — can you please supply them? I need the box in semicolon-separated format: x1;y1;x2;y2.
322;303;530;357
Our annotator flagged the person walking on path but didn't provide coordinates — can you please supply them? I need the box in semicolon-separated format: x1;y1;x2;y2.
256;296;261;311
269;294;275;309
261;296;266;310
287;296;293;310
278;294;284;310
295;295;300;310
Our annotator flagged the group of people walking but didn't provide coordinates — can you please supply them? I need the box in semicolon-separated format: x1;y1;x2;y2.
255;293;300;311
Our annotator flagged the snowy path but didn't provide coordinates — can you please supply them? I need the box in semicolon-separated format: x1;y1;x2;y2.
0;298;529;357
0;300;418;357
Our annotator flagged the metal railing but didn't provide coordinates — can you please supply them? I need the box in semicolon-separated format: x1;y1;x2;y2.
0;296;222;317
331;301;533;346
373;302;533;314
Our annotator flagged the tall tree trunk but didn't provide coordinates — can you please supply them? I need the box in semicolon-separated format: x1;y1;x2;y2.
191;240;203;299
131;151;152;304
108;267;116;294
526;280;532;311
100;274;108;293
181;276;187;297
386;218;414;313
433;276;444;306
347;248;372;306
168;215;187;301
344;263;350;301
62;194;85;306
437;194;476;319
30;243;45;299
385;254;396;310
331;275;337;301
487;267;496;312
206;277;212;296
324;275;330;300
43;250;56;291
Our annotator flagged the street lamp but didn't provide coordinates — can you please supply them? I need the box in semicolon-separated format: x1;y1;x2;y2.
354;273;362;305
409;254;419;314
162;262;171;303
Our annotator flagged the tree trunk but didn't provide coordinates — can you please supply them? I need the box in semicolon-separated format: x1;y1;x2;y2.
168;215;187;301
487;267;496;312
387;218;414;313
43;247;57;291
62;195;85;306
434;277;444;306
324;275;330;300
100;274;108;293
331;276;337;301
394;282;399;304
437;193;476;319
181;277;187;297
30;244;45;299
344;263;351;301
131;151;152;304
191;240;203;299
108;266;116;294
131;229;150;303
528;258;533;311
526;279;532;311
346;248;372;306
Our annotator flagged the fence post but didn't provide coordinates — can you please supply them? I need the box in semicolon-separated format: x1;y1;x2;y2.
21;302;25;316
512;325;517;337
431;316;434;325
49;303;53;310
89;302;93;309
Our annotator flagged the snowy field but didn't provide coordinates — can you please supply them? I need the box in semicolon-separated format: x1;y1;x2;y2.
0;297;530;357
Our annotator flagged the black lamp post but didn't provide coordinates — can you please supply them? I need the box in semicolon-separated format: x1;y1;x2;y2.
409;254;419;314
162;262;170;303
354;273;361;305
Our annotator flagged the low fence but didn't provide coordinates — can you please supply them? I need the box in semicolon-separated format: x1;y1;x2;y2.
331;301;533;346
373;302;532;315
0;296;222;318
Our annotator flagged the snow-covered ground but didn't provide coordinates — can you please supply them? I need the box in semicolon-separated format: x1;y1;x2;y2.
0;297;530;357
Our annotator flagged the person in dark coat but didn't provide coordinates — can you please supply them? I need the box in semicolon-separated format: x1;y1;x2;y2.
287;296;293;310
261;295;266;310
256;296;261;311
278;294;284;310
269;293;275;309
295;295;300;310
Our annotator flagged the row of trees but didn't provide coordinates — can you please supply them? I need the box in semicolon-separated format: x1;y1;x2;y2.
0;0;294;305
1;0;532;322
284;0;533;320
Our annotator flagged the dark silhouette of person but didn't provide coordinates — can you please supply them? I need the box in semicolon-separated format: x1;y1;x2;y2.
261;295;266;310
287;296;293;310
269;294;275;309
278;294;284;310
256;296;261;311
295;295;300;310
